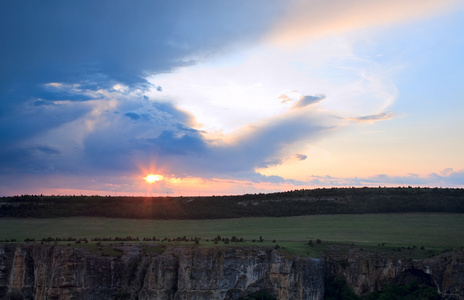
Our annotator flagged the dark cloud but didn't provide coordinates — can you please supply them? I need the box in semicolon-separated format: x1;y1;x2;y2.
0;1;285;177
0;100;91;145
152;102;196;127
67;98;336;181
0;0;286;177
0;0;284;102
147;130;209;156
74;99;209;176
0;145;61;175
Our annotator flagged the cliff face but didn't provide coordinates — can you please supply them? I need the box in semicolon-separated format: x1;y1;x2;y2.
2;243;464;300
0;244;324;300
324;247;464;300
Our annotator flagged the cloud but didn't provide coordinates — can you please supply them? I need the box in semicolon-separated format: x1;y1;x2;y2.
0;87;339;194
295;154;307;161
36;146;61;156
147;130;209;156
124;112;141;120
0;1;290;180
0;100;92;146
346;112;396;123
35;83;105;102
205;109;336;174
1;1;461;196
80;99;202;173
362;170;464;187
291;94;325;109
269;0;460;45
0;1;288;166
302;169;464;187
0;1;284;92
78;92;338;180
278;94;294;104
0;0;286;136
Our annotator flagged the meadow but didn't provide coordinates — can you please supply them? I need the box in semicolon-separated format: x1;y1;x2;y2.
1;213;463;255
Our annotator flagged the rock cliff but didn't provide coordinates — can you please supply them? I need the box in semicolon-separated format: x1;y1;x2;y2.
2;243;464;300
0;244;324;300
324;246;464;300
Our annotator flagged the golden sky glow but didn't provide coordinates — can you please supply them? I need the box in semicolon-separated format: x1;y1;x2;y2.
144;174;164;183
268;0;460;45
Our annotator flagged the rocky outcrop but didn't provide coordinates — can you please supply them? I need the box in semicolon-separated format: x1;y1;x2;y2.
0;244;324;300
324;247;464;300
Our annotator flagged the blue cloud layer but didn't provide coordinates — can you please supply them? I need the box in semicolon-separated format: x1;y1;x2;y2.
1;1;282;96
0;1;288;183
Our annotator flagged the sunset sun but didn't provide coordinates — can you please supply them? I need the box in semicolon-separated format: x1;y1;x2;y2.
144;174;163;183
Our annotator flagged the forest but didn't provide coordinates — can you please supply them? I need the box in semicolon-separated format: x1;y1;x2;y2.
1;187;463;219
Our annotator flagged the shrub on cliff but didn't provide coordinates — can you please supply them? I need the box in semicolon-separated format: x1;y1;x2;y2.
324;275;360;300
361;282;439;300
240;290;277;300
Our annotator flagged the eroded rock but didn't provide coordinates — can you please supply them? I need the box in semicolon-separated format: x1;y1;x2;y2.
0;244;324;300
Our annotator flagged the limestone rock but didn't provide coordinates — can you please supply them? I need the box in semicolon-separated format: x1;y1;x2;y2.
0;244;324;300
324;247;464;300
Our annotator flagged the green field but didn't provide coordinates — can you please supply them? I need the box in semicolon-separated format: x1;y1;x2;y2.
1;213;463;251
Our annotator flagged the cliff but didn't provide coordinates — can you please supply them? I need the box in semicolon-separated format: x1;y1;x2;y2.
0;244;324;300
2;243;464;300
324;246;464;300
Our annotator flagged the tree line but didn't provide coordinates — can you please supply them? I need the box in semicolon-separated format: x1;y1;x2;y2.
1;187;463;219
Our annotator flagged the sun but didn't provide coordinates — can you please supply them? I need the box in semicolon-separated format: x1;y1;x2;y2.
144;174;164;183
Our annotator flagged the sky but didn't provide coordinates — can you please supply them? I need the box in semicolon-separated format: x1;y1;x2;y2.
1;0;464;196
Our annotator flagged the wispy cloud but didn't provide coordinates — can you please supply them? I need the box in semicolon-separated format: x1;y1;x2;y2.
346;112;396;123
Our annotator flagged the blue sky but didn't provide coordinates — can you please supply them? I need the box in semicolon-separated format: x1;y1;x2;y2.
1;0;463;196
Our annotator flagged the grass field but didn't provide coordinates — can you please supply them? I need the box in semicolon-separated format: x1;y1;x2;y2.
1;213;463;251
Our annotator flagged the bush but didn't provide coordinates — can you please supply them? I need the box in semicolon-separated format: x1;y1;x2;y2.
361;282;439;300
324;275;359;300
240;290;277;300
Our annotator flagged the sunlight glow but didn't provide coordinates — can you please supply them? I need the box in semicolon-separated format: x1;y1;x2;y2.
145;174;164;183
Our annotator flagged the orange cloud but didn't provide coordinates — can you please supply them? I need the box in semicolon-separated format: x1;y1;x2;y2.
268;0;460;45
